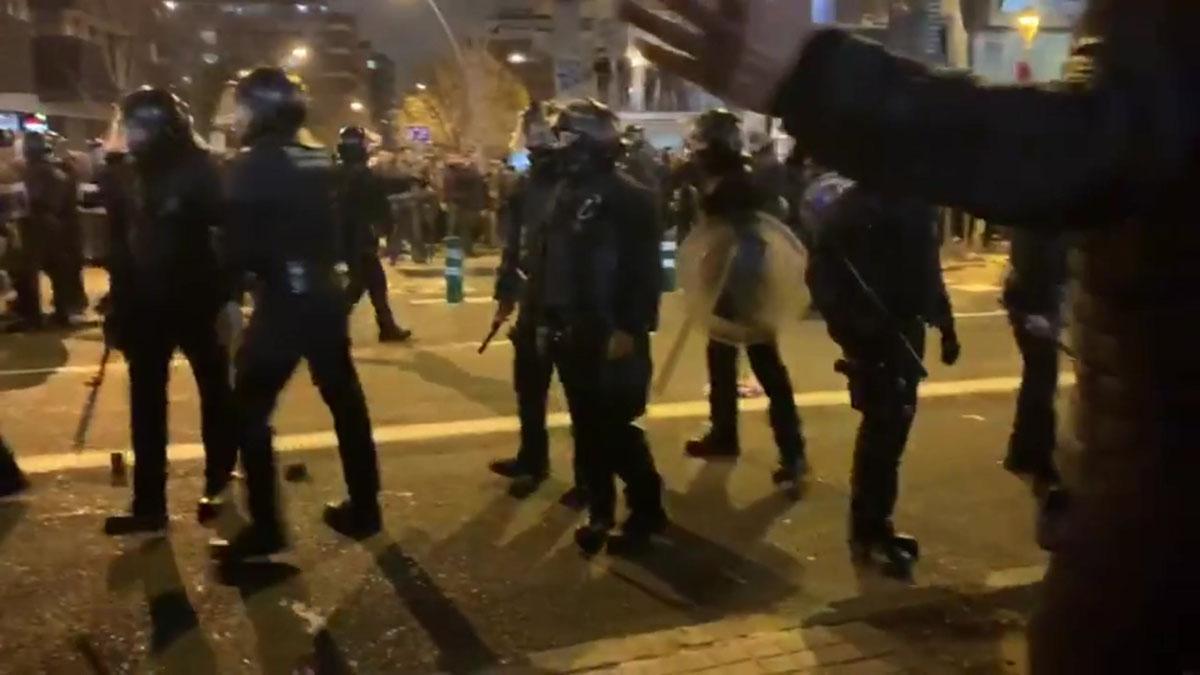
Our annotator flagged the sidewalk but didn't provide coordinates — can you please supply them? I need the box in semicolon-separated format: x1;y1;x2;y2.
525;615;916;674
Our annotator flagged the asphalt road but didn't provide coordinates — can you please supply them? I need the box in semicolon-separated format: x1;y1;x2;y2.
0;253;1051;673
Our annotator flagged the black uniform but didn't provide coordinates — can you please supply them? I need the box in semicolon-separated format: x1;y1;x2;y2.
1003;228;1068;486
492;157;573;491
101;145;238;523
335;159;407;341
225;136;381;538
9;149;77;329
524;159;664;546
806;181;957;574
685;180;807;481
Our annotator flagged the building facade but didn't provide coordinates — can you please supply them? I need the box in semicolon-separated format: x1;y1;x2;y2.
0;0;169;144
163;0;376;145
486;0;724;148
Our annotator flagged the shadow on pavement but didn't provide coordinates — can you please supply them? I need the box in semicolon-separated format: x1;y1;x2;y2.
368;536;501;674
361;350;517;416
609;461;803;620
0;501;29;555
215;511;354;674
0;331;69;391
107;537;218;673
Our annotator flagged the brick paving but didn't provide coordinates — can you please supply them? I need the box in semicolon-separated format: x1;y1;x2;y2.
525;614;920;674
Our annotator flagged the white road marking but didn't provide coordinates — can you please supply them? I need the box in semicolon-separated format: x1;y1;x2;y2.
954;310;1006;319
407;296;494;306
0;310;1008;380
948;284;1002;293
985;565;1048;589
18;373;1075;475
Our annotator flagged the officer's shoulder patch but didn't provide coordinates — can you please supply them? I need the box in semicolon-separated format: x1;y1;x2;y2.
284;145;334;169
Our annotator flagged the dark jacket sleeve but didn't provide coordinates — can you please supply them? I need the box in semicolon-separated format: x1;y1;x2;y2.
613;180;663;334
494;180;525;302
98;161;134;308
368;171;394;239
190;154;238;303
775;30;1197;228
917;210;954;331
223;151;267;277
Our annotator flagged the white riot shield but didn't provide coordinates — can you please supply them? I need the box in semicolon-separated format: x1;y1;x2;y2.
678;211;809;346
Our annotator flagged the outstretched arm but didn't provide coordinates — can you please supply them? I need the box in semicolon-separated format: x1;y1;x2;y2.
621;1;1198;229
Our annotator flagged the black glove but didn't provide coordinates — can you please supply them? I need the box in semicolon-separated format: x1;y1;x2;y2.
940;324;961;366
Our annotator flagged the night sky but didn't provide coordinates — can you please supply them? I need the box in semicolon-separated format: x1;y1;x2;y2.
333;0;497;87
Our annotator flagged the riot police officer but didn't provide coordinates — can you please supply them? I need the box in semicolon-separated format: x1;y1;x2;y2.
99;87;239;534
489;102;587;502
804;171;960;579
336;126;411;343
7;131;77;332
620;124;663;194
680;110;809;495
212;68;382;559
524;99;665;555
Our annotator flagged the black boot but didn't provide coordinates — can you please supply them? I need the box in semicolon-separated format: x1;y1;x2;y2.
323;499;382;539
488;457;545;480
683;431;740;460
557;485;589;510
4;316;44;334
104;510;169;536
379;324;412;344
196;495;225;526
574;518;615;557
608;508;668;555
771;457;811;500
1035;484;1070;552
489;457;547;498
850;531;920;580
210;522;288;561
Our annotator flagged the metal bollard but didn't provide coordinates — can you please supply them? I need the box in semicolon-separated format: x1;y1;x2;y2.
661;239;678;292
444;235;465;304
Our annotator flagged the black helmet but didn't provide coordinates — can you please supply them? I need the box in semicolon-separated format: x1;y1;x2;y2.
687;109;746;174
623;124;647;144
520;101;556;152
21;131;50;162
338;125;369;163
121;87;195;158
552;99;621;173
234;67;307;145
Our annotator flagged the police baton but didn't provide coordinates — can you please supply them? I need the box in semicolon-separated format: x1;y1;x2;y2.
73;344;113;451
839;255;929;380
478;317;507;354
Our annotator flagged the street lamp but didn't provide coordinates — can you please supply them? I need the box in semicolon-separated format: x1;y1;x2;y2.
1015;9;1040;83
415;82;428;92
506;51;529;65
407;0;479;153
350;100;366;113
291;45;310;62
1016;9;1041;48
